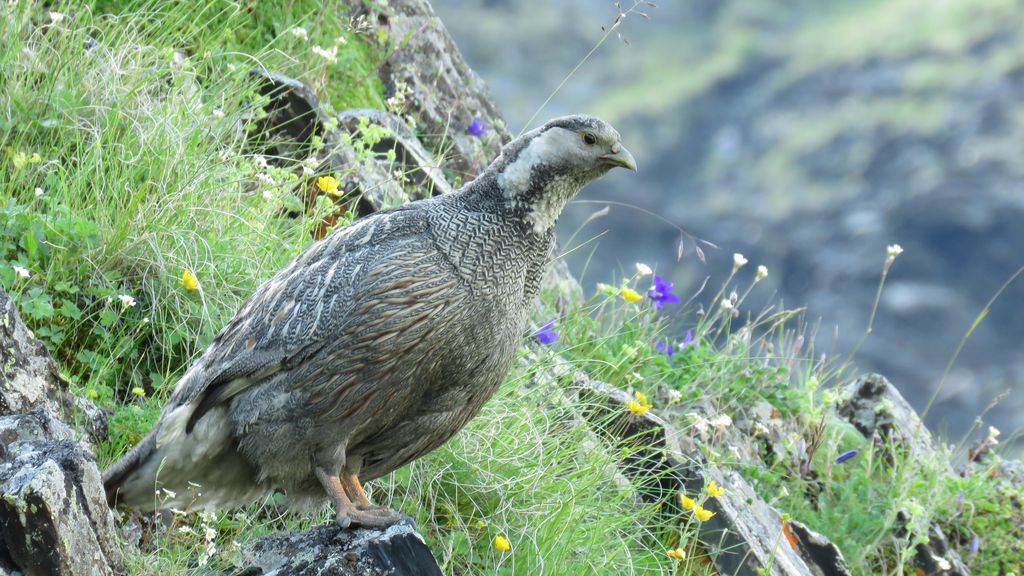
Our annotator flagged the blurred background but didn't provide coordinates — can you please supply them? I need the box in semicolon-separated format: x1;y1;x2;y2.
430;0;1024;447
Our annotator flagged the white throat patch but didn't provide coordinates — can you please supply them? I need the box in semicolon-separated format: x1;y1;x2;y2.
496;128;582;234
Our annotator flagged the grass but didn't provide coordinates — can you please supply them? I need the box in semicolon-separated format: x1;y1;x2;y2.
2;1;1022;575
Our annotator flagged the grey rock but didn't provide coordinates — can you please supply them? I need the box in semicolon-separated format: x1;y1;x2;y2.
0;288;107;448
228;523;441;576
0;410;122;576
0;289;64;416
835;373;943;466
336;109;453;199
357;0;511;178
538;355;851;576
894;511;970;576
320;109;453;215
249;70;326;163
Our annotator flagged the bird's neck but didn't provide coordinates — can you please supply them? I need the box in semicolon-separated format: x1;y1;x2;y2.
466;169;581;236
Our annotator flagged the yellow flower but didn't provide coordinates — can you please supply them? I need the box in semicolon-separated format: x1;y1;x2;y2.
626;391;652;415
317;175;341;196
182;269;200;291
707;480;725;498
131;387;146;397
694;505;716;521
85;389;99;400
494;534;511;552
679;494;696;510
620;287;643;303
666;548;686;560
12;151;28;169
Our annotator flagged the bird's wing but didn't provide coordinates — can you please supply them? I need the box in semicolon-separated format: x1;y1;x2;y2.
166;207;435;432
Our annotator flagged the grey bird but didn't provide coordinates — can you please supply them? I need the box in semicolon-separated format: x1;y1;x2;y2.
103;114;636;527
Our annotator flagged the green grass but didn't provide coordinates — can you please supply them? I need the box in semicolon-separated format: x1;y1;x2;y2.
2;1;1022;575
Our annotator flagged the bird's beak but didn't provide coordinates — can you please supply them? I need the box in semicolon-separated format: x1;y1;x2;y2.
600;143;637;172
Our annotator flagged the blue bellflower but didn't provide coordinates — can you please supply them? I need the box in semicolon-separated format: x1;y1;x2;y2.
467;117;486;137
647;275;681;310
534;318;560;345
835;449;860;464
656;339;674;357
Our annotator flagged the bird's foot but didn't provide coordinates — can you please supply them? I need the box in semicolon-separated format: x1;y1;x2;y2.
335;503;404;529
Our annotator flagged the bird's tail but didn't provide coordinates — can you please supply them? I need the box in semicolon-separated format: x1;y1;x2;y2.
102;427;159;509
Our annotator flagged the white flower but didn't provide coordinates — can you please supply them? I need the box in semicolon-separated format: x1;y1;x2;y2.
302;156;319;176
117;294;137;307
290;27;308;41
667;389;682;404
212;108;224;119
253;155;268;168
34;187;44;197
334;35;348;45
255;172;274;186
733;253;748;269
161;488;176;499
720;298;734;311
49;11;64;24
635;262;653;277
988;426;1000;444
178;526;195;535
312;44;338;64
886;244;904;259
204;526;217;541
13;265;30;279
756;265;768;281
709;413;733;429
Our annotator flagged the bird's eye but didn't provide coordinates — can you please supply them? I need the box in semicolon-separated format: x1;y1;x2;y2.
583;133;597;146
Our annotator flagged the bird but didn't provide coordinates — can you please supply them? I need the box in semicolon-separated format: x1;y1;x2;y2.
102;114;636;528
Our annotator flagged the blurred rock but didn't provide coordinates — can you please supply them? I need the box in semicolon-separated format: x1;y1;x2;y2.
0;410;122;576
893;511;970;576
835;373;945;467
228;523;441;576
357;0;511;179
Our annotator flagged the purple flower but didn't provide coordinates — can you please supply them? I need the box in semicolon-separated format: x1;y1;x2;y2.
656;339;674;357
467;117;486;137
534;318;560;345
679;329;695;350
647;275;681;310
835;449;859;464
969;534;980;556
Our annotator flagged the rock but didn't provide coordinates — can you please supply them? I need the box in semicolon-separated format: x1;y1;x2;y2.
537;355;851;576
335;109;454;198
249;70;326;163
0;288;65;416
835;373;944;466
357;0;510;178
319;109;453;216
893;511;970;576
0;288;107;447
0;410;122;576
228;523;442;576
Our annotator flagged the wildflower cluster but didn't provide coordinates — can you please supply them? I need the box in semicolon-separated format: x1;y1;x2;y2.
678;480;725;523
626;390;653;415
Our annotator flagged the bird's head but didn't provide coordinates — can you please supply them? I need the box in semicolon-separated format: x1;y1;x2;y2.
489;114;636;234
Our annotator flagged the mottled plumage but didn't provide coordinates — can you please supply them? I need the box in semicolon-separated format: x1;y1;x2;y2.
103;115;635;526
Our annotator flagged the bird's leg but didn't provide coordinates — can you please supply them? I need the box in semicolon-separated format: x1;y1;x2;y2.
315;466;401;528
339;468;403;524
